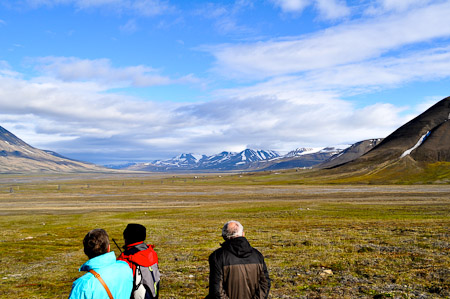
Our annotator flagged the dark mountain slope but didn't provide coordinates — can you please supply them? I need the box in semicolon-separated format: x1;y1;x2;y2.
0;126;109;173
261;150;340;170
355;96;450;164
317;139;383;169
323;96;450;183
411;119;450;162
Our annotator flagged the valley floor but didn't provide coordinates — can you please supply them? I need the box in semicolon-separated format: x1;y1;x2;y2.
0;174;449;298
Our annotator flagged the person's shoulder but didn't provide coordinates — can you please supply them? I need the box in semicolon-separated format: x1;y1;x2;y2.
74;271;93;283
71;272;96;293
251;246;267;259
108;260;133;281
143;244;158;256
116;259;129;265
209;246;225;259
116;259;133;271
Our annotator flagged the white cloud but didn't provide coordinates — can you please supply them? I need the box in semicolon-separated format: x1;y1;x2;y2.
0;71;178;153
129;0;174;17
0;60;212;161
0;61;21;78
208;1;450;79
32;56;201;87
120;19;138;33
295;46;450;94
76;0;122;7
271;0;311;13
368;0;435;13
194;2;255;36
9;0;174;16
8;41;437;160
314;0;350;20
0;61;413;162
349;103;408;129
1;1;448;164
173;93;409;153
271;0;350;20
414;96;442;114
15;0;75;9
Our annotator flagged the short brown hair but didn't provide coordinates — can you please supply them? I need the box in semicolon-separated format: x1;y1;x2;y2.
83;229;109;259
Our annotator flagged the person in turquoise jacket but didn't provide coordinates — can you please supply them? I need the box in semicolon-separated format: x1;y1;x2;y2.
68;229;133;299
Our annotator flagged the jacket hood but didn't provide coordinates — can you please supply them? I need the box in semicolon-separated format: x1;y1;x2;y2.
221;237;253;258
120;242;158;267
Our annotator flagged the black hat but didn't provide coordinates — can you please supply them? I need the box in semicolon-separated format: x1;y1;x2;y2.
123;223;146;244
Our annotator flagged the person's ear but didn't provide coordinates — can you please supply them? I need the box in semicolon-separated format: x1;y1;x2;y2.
108;244;111;252
242;231;245;237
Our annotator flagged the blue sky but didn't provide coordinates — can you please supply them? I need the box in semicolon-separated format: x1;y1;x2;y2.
1;0;449;165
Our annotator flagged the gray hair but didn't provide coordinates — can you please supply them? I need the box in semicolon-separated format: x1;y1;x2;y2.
222;220;244;240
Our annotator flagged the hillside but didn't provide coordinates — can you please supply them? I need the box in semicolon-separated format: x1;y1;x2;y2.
317;139;383;169
351;96;450;165
318;96;450;183
0;126;109;173
260;147;343;170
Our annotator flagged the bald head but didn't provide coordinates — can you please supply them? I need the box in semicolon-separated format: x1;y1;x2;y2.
222;220;244;240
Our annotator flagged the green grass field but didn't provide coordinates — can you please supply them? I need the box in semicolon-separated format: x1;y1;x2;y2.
0;173;449;298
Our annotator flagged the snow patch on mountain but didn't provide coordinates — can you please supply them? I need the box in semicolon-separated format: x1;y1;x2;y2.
286;146;345;157
400;131;431;158
285;148;319;157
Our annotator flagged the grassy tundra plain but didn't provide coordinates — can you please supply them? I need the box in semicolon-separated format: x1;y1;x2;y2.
0;171;449;299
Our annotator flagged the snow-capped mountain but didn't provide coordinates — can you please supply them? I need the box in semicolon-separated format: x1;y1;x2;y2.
125;147;350;172
152;153;204;168
285;148;318;157
241;149;279;161
199;149;280;170
285;147;344;158
126;149;281;171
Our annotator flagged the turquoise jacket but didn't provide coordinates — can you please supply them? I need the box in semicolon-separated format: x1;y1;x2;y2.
68;251;133;299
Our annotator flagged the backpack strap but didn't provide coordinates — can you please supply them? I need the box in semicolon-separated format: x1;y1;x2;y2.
89;269;114;299
134;264;143;291
148;265;158;297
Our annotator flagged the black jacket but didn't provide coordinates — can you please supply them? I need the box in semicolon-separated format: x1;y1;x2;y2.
207;237;270;299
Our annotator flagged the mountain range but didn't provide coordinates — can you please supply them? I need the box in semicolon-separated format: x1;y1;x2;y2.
124;147;349;172
1;96;449;175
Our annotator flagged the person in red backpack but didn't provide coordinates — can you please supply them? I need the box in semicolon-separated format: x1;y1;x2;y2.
117;224;160;299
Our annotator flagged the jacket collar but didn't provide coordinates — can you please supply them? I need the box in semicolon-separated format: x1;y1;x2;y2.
124;241;145;249
79;251;116;272
221;236;253;258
